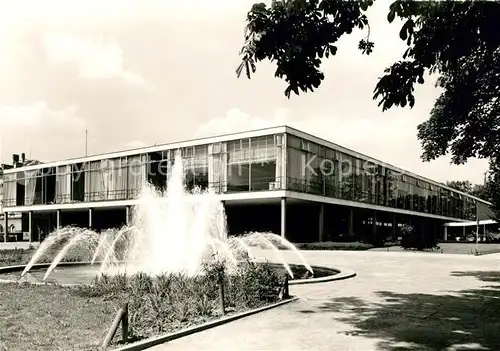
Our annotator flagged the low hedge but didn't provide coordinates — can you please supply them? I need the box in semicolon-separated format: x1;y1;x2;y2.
73;260;283;342
293;241;374;251
0;246;94;267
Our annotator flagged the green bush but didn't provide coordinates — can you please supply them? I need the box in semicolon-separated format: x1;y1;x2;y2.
294;241;374;251
0;244;94;267
400;224;438;251
73;260;283;341
0;248;35;266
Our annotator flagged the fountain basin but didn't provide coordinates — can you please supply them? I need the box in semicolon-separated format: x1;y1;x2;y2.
0;262;345;286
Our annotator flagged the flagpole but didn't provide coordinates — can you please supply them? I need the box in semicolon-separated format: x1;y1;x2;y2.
85;129;88;157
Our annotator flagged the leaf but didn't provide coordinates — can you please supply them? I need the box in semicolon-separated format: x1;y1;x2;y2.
387;9;396;23
360;1;370;11
399;25;408;41
400;96;407;108
235;62;245;78
408;94;415;108
245;61;251;79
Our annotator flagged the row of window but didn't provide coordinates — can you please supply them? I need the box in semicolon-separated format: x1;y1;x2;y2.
1;138;284;206
286;134;488;220
1;133;488;221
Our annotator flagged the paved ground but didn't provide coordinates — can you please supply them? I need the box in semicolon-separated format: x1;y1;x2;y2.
370;242;500;255
151;250;500;351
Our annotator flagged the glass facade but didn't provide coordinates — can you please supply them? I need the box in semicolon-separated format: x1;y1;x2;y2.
0;131;490;221
1;134;286;206
286;134;487;220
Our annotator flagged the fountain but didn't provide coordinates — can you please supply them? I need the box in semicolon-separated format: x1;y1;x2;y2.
18;152;316;283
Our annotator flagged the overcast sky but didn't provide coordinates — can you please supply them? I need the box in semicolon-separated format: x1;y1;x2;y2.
0;0;489;184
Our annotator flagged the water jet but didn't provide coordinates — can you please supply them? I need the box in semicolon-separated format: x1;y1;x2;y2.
19;152;314;283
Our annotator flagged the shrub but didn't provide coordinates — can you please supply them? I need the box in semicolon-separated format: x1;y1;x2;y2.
227;260;282;308
294;241;374;251
73;260;283;341
0;248;35;266
400;224;438;251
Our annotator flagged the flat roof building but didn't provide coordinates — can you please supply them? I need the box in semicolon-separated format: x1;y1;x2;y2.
1;126;494;244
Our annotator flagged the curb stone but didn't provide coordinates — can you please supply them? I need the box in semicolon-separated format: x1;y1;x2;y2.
111;297;300;351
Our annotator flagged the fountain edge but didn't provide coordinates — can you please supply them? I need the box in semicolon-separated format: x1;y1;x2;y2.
0;262;356;286
111;297;300;351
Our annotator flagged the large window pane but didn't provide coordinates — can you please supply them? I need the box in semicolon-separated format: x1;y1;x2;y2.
85;161;106;201
3;173;17;207
194;145;209;190
127;155;146;198
251;160;276;191
24;170;38;205
227;163;249;192
56;166;71;204
109;158;128;200
72;163;86;202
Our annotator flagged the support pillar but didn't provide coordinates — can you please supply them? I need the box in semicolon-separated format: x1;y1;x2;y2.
56;210;61;230
462;225;466;237
392;214;396;236
125;206;130;226
348;208;354;236
89;208;93;229
28;211;33;243
280;197;286;238
444;226;448;241
318;203;324;242
372;210;377;235
3;212;7;243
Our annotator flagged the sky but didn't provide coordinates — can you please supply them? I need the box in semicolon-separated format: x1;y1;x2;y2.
0;0;489;184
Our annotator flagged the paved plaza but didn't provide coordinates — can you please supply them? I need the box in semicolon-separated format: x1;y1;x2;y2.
152;250;500;351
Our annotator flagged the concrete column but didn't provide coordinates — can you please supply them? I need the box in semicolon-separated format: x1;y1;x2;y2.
348;208;354;236
392;214;396;236
89;208;93;228
56;210;61;230
28;211;33;243
125;206;130;226
3;212;8;243
462;225;466;237
318;203;324;242
280;197;286;238
444;226;448;241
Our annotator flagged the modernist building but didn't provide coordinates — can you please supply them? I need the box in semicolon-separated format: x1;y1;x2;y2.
0;154;41;243
1;126;494;244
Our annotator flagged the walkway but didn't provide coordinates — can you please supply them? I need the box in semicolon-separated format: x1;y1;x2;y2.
151;250;500;351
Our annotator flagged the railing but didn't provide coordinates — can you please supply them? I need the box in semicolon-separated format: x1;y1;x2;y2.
1;176;475;220
1;198;16;207
209;176;284;194
285;177;472;219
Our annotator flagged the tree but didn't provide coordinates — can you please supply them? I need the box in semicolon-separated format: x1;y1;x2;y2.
446;181;474;195
486;164;500;219
237;0;500;216
446;179;492;203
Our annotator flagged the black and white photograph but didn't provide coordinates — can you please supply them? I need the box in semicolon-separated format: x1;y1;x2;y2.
0;0;499;350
